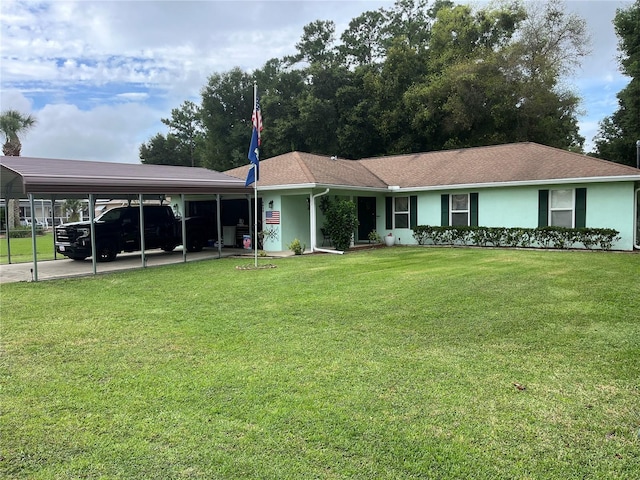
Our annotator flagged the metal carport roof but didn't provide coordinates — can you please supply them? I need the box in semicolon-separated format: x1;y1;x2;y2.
1;156;251;281
1;156;249;197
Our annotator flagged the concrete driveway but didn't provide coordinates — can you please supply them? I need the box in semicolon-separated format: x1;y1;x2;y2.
0;247;250;284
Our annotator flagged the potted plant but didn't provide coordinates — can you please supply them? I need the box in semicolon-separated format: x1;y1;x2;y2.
384;232;395;247
368;230;382;244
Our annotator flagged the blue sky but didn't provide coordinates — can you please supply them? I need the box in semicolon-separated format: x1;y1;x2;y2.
0;0;633;163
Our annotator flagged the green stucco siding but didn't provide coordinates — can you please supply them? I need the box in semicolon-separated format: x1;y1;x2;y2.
281;195;311;252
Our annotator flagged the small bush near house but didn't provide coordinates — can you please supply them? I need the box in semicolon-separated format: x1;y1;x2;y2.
288;238;305;255
412;225;621;250
323;198;359;251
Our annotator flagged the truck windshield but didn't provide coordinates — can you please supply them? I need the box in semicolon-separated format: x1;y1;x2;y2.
97;209;123;222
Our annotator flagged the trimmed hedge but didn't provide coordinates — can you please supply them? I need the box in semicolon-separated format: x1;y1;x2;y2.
412;225;621;251
6;226;46;238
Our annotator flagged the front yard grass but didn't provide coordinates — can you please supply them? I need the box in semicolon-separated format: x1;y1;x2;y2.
1;247;638;479
0;232;55;264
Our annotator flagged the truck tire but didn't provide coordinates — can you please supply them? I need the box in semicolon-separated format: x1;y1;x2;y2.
97;242;118;262
186;236;204;252
162;243;177;252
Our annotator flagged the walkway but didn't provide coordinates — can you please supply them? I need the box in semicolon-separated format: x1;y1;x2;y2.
0;248;270;284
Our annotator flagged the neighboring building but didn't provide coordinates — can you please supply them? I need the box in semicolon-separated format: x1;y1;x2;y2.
225;143;640;252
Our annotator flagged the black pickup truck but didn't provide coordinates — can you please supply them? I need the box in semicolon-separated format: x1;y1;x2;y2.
54;205;208;262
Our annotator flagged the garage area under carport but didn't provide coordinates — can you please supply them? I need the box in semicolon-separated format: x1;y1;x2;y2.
1;156;251;281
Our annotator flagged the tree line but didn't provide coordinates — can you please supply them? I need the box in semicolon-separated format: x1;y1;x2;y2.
139;0;636;169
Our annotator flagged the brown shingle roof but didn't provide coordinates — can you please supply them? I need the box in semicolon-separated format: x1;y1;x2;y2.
226;143;640;189
225;151;387;188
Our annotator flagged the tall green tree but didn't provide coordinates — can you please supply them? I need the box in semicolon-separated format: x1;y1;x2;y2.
592;0;640;166
0;109;37;228
160;101;204;167
200;68;255;171
141;0;592;169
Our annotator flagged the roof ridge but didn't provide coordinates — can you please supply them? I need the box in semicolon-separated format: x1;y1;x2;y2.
296;152;321;183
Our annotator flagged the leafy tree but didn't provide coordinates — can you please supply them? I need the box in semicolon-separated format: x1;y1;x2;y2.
140;133;187;166
200;68;256;171
287;20;337;67
0;109;36;228
161;101;204;167
339;10;387;67
592;0;640;165
140;0;592;169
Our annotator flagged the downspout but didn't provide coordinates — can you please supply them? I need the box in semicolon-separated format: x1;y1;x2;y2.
635;186;639;250
310;188;343;254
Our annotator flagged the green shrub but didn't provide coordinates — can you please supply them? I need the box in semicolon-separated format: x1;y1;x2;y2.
368;230;382;243
323;198;359;251
8;226;45;238
288;238;305;255
412;225;621;251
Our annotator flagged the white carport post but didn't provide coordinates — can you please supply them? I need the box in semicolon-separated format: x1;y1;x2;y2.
28;194;38;281
181;194;187;263
138;194;146;268
216;194;222;258
89;194;97;275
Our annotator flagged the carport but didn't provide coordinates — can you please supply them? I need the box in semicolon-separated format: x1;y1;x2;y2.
1;156;249;281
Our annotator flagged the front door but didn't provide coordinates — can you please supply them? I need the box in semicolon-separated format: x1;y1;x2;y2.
357;197;377;241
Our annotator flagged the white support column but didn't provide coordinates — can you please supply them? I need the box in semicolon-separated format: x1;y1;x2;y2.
138;194;146;267
29;194;38;281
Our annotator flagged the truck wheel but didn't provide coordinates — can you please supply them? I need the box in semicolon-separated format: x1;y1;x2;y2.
187;237;204;252
97;242;118;262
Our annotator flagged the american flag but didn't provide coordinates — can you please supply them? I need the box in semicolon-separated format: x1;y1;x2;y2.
252;96;263;146
265;210;280;224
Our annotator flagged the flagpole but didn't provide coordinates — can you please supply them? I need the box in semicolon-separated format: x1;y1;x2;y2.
253;82;258;268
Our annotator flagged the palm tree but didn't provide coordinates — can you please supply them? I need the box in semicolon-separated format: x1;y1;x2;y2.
1;109;37;227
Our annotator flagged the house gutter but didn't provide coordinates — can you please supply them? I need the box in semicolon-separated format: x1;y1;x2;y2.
310;188;343;255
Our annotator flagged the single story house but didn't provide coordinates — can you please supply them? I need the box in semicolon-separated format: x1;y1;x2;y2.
225;142;640;252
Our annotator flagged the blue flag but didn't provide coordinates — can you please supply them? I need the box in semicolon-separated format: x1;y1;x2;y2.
245;126;259;186
245;164;257;187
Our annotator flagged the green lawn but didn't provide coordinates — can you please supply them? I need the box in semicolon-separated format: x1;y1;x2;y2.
1;247;638;479
0;232;56;264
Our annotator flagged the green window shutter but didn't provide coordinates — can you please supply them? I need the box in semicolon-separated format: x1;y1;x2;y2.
385;197;393;229
538;190;549;227
470;192;479;227
575;188;587;228
441;194;449;226
410;195;418;229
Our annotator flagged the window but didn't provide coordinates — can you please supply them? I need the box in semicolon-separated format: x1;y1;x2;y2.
538;188;586;228
549;189;574;228
394;197;409;228
386;196;417;229
441;193;478;227
451;194;469;226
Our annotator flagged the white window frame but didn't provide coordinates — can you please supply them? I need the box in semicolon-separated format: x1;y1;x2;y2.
450;193;469;226
393;196;409;228
549;189;575;228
